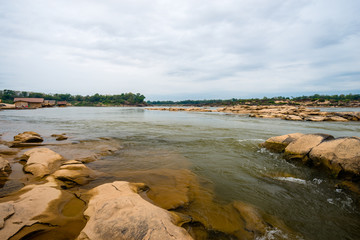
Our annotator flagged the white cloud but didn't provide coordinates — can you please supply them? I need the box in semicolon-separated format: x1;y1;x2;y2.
0;0;359;100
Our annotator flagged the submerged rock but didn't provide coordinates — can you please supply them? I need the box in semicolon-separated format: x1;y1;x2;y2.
21;148;63;178
77;181;193;240
51;134;68;141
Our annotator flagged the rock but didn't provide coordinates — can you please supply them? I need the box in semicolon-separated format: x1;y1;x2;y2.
305;116;327;121
0;145;18;155
326;116;349;122
262;133;304;153
53;161;96;188
0;157;11;177
21;148;63;178
309;137;360;178
13;131;43;143
282;115;303;121
0;178;86;239
284;134;334;162
77;154;98;163
77;181;193;240
0;181;62;239
52;134;68;141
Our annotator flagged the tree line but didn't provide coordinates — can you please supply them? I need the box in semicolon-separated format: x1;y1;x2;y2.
148;94;360;106
0;89;146;106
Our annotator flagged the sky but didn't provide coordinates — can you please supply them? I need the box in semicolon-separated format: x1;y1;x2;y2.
0;0;359;101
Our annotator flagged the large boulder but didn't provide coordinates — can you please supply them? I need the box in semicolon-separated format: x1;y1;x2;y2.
21;148;63;178
309;137;360;178
284;134;334;162
262;133;304;153
0;157;11;177
77;181;193;240
13;131;43;143
53;160;96;188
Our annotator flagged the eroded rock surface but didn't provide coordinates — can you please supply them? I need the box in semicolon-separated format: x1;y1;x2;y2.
0;180;61;239
21;148;63;178
284;134;334;162
77;181;193;240
0;157;11;177
309;137;360;178
262;133;304;153
13;131;43;143
263;134;360;180
53;160;96;188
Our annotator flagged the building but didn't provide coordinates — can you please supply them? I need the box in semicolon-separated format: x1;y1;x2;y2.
14;98;44;109
43;100;56;107
57;101;68;107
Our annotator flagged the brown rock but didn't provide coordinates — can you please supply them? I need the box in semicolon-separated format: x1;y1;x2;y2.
77;181;193;240
262;133;304;153
53;161;96;188
309;137;360;178
22;148;63;178
0;145;19;155
52;134;68;141
0;181;62;239
284;134;334;162
13;131;43;143
0;157;11;177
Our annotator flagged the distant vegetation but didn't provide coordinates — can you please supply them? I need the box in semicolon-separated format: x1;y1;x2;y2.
1;90;359;107
148;94;360;106
0;89;146;106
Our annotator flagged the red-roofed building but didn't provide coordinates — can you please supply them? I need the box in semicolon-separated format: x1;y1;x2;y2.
14;98;44;109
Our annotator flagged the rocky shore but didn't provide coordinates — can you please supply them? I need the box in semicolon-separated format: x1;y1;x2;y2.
1;131;304;240
262;133;360;193
147;105;360;122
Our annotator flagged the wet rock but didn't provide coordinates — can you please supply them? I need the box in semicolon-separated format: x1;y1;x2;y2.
0;145;18;156
309;137;360;178
77;154;98;163
21;148;63;178
13;131;43;143
0;157;11;177
77;181;193;240
284;134;334;162
52;134;68;141
262;133;304;153
53;161;96;188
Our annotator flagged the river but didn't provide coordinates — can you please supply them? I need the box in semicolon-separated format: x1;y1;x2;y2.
1;107;360;240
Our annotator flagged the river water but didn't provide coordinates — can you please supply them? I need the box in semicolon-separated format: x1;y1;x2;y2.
1;107;360;240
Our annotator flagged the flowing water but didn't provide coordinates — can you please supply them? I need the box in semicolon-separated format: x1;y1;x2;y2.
1;107;360;240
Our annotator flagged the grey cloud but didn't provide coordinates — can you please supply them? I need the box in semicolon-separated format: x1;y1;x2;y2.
0;0;359;99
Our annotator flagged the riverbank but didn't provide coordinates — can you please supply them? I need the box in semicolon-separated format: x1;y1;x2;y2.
0;131;303;239
147;105;360;122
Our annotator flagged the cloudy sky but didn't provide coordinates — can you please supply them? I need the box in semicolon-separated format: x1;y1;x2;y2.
0;0;359;100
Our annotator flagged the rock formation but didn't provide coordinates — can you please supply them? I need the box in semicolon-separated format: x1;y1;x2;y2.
21;148;63;178
53;160;96;188
0;157;11;177
77;181;193;240
147;105;360;122
263;133;360;180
